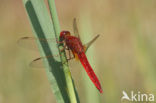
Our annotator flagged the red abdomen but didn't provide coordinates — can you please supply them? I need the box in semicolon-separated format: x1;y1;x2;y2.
78;52;103;93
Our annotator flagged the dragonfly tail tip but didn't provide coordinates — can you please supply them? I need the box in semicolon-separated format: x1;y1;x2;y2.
100;89;103;93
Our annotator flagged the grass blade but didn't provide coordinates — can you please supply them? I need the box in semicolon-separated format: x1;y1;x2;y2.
21;0;79;102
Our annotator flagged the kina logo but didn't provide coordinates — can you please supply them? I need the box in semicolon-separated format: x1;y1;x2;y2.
121;90;154;102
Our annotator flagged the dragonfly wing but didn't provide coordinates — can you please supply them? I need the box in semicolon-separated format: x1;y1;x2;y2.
17;37;57;51
30;50;75;68
73;18;81;39
17;37;40;51
83;34;100;52
73;19;100;52
30;57;45;68
30;55;60;68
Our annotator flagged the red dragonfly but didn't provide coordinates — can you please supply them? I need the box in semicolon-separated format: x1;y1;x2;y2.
18;18;103;93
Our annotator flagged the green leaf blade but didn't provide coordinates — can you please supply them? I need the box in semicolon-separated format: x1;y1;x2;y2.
22;0;72;103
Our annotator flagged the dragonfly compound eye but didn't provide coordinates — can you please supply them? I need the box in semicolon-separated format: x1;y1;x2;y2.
60;31;70;41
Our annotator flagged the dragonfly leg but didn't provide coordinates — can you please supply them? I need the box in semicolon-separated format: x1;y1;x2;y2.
67;50;75;60
65;46;75;60
61;52;75;66
59;41;67;52
68;49;72;60
56;41;64;44
59;44;75;65
59;47;65;52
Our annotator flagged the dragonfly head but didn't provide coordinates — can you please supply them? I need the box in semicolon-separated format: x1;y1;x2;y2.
60;31;70;41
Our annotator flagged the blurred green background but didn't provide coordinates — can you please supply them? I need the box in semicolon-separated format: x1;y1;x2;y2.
0;0;156;103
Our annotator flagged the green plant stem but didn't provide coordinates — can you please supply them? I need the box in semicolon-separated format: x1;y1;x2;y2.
47;0;79;103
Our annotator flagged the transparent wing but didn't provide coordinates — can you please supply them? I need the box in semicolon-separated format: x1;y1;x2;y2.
17;36;76;68
73;18;80;39
73;18;100;52
30;55;59;68
17;37;58;51
84;34;100;52
30;49;75;68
